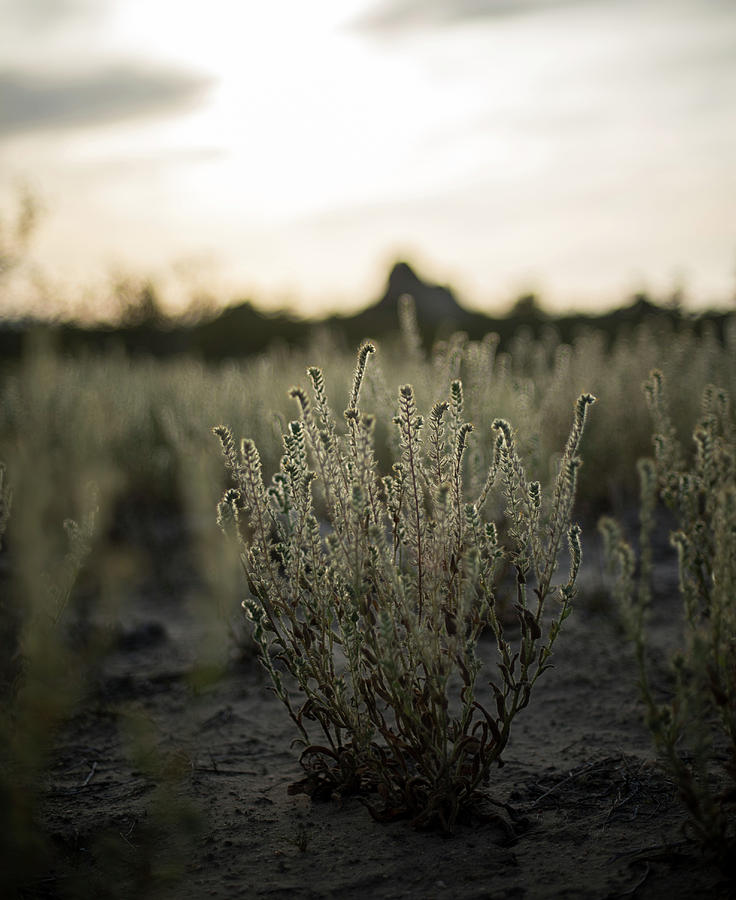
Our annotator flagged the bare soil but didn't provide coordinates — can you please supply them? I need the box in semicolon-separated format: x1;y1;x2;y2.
26;511;733;899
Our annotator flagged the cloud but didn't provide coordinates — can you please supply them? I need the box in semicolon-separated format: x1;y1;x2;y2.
0;65;215;137
0;0;108;32
356;0;584;31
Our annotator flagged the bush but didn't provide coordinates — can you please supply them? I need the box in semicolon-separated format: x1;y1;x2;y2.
600;371;736;869
215;342;595;832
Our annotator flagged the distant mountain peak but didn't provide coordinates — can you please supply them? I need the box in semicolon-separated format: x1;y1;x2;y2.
387;261;421;293
376;260;466;323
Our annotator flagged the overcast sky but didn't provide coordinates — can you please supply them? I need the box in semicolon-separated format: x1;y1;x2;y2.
1;0;735;318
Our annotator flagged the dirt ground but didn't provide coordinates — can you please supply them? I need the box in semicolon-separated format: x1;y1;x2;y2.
28;511;733;899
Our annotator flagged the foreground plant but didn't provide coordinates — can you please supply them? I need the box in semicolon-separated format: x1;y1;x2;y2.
600;371;736;869
0;464;96;893
216;342;595;832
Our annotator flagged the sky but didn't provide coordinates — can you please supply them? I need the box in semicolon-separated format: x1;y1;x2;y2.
1;0;735;320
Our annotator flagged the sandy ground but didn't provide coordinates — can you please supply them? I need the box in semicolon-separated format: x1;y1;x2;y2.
28;511;733;900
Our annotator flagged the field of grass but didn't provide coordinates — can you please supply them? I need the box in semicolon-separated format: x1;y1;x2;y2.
1;309;735;897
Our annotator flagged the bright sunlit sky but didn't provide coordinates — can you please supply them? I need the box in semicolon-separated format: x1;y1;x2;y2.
1;0;735;319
